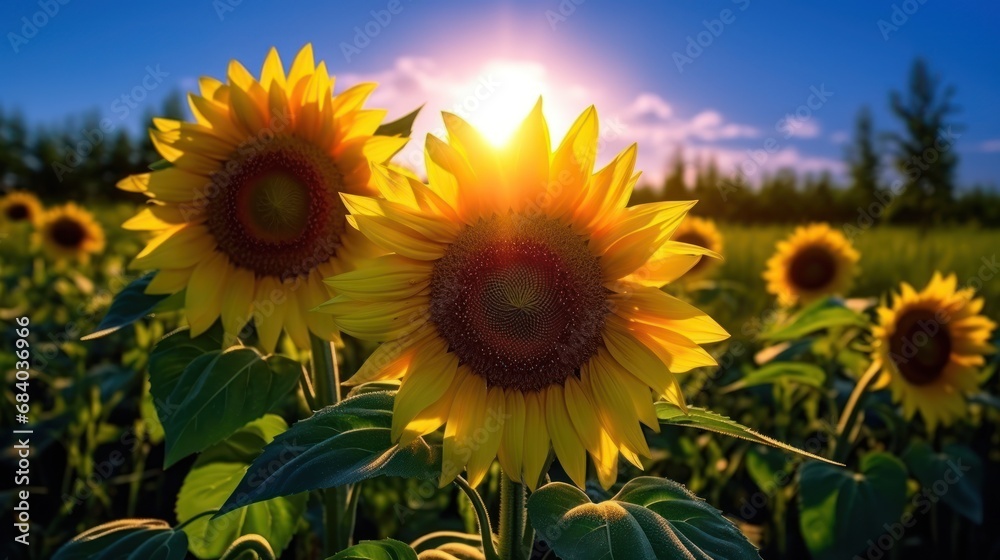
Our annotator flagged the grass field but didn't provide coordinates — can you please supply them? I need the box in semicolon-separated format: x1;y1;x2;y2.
711;224;1000;327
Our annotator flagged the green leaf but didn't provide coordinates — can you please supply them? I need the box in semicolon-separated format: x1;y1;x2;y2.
799;452;908;560
375;106;422;137
902;442;982;524
219;392;439;515
722;362;826;393
760;297;867;341
149;158;173;170
328;538;419;560
82;272;171;341
528;477;760;560
176;415;307;559
148;327;303;467
655;402;840;465
53;519;188;560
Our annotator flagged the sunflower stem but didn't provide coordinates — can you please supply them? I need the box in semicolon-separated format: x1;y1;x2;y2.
455;476;501;560
310;332;348;554
834;360;881;461
498;471;528;560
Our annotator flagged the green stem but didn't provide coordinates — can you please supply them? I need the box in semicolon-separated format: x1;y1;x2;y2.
409;531;483;552
176;510;221;531
310;333;340;407
834;361;881;461
220;534;276;560
497;472;528;560
310;332;347;554
454;476;501;560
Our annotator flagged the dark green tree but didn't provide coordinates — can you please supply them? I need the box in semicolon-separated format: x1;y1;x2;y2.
662;146;688;201
887;59;961;226
845;107;880;208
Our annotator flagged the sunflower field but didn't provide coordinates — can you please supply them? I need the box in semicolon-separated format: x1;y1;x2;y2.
2;24;999;560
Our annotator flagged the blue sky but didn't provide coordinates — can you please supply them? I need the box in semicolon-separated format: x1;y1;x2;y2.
3;0;998;188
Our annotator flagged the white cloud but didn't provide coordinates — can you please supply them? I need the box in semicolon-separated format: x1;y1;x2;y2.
829;130;849;144
625;93;673;121
775;117;821;139
978;139;1000;153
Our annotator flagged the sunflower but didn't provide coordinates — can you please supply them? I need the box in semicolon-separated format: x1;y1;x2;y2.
763;222;858;305
118;45;407;350
871;273;996;431
36;203;105;261
320;102;728;490
671;216;723;280
0;191;43;226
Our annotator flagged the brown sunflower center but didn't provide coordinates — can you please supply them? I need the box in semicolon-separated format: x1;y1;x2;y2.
6;203;29;221
429;214;608;392
889;308;952;386
788;244;837;291
50;217;87;249
205;136;345;279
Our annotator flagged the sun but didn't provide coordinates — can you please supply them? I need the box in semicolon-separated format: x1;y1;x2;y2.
456;61;569;146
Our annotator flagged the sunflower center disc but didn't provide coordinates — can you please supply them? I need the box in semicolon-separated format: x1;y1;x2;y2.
788;245;837;291
889;308;952;386
6;204;29;220
205;136;345;279
51;217;86;248
430;214;608;392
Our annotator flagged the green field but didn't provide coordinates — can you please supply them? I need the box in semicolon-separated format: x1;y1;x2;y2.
710;224;1000;327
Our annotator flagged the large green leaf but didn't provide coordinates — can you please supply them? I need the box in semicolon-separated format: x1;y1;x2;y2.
528;478;760;560
655;402;840;465
902;442;982;524
799;452;908;560
176;415;307;559
219;392;440;515
760;297;866;341
375;106;422;137
148;327;303;467
722;362;826;393
53;519;188;560
328;538;419;560
82;272;173;341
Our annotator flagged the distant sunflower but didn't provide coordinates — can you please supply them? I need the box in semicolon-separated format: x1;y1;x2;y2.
764;223;858;305
37;203;105;261
871;273;996;430
0;191;43;226
671;216;723;280
119;45;406;349
321;102;728;490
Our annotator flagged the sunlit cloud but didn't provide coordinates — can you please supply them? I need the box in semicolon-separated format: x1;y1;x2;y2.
978;139;1000;153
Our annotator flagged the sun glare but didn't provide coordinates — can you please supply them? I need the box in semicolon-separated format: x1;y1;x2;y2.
453;61;568;147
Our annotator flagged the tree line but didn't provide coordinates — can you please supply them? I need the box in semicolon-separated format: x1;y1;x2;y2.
633;59;998;228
